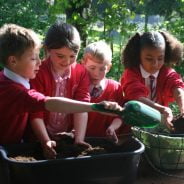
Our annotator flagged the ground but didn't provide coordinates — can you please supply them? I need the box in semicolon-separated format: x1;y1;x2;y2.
135;156;184;184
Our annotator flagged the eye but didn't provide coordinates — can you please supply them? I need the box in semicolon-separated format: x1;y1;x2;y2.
31;55;40;61
158;57;164;61
89;67;95;70
57;55;64;59
70;55;76;59
145;58;153;62
100;67;106;71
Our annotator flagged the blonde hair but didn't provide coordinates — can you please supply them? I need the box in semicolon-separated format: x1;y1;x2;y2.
83;41;112;65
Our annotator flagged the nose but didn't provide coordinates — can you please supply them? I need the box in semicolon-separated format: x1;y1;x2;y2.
62;57;73;65
152;59;159;67
36;57;42;66
93;69;100;77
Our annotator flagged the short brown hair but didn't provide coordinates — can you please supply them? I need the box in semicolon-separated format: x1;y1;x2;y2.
0;23;41;67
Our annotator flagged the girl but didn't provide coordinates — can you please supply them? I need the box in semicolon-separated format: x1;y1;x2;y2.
120;31;184;129
0;23;122;159
29;22;91;153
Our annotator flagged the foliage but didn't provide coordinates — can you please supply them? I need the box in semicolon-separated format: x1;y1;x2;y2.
0;0;50;34
48;0;94;47
0;0;184;79
88;0;138;80
169;102;180;116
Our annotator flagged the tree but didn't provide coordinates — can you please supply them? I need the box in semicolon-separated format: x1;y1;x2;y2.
0;0;49;33
48;0;94;47
125;0;182;32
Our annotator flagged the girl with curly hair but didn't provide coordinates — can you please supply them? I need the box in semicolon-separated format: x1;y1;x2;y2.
120;31;184;129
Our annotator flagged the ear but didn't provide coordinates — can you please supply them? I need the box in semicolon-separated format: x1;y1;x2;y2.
106;64;112;73
81;53;92;65
80;58;85;65
43;46;50;58
7;56;17;67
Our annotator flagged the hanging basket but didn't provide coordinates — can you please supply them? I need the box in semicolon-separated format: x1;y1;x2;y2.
132;126;184;170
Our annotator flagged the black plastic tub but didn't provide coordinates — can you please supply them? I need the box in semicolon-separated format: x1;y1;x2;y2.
0;136;144;184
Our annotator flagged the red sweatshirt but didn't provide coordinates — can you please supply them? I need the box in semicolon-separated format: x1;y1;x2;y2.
30;58;90;128
86;79;131;137
0;72;46;144
121;66;184;106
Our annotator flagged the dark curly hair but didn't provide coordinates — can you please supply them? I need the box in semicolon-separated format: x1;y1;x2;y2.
122;31;183;69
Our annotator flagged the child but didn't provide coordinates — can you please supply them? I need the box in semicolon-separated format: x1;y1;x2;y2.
29;22;92;148
81;41;131;143
120;31;184;129
0;23;123;158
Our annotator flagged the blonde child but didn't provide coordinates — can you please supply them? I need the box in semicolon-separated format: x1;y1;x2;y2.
81;41;130;143
0;23;123;158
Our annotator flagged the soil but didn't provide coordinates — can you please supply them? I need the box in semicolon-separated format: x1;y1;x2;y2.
171;114;184;134
9;136;116;161
9;156;37;162
9;146;106;162
55;136;109;159
8;129;184;184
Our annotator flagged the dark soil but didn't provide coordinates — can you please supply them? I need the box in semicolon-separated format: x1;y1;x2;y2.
171;114;184;134
9;136;117;162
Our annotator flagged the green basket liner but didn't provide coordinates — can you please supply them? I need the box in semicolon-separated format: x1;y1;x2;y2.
132;127;184;170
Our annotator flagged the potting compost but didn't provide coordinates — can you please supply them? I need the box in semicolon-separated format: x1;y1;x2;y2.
9;136;121;161
0;136;144;184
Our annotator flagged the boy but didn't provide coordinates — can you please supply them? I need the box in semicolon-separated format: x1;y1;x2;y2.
0;24;123;158
81;41;131;143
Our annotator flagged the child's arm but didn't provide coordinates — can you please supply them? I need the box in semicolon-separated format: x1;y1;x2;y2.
31;118;57;159
73;112;91;148
173;87;184;114
138;97;173;130
45;97;123;113
106;118;122;143
45;97;94;113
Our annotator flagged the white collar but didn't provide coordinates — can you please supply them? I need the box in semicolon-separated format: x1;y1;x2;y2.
90;78;106;91
3;67;30;89
140;65;159;79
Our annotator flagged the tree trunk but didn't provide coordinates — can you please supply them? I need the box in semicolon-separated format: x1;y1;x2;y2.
144;13;149;32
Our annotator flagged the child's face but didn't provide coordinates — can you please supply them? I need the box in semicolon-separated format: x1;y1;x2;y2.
83;56;110;86
140;46;165;74
10;47;41;79
48;47;78;73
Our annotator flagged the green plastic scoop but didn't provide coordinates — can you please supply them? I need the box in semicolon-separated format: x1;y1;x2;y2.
92;100;161;128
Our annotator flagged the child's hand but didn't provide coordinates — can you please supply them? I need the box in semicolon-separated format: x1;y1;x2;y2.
41;140;57;159
100;101;123;111
106;127;118;144
54;131;75;140
161;107;174;130
94;101;123;116
74;139;92;149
